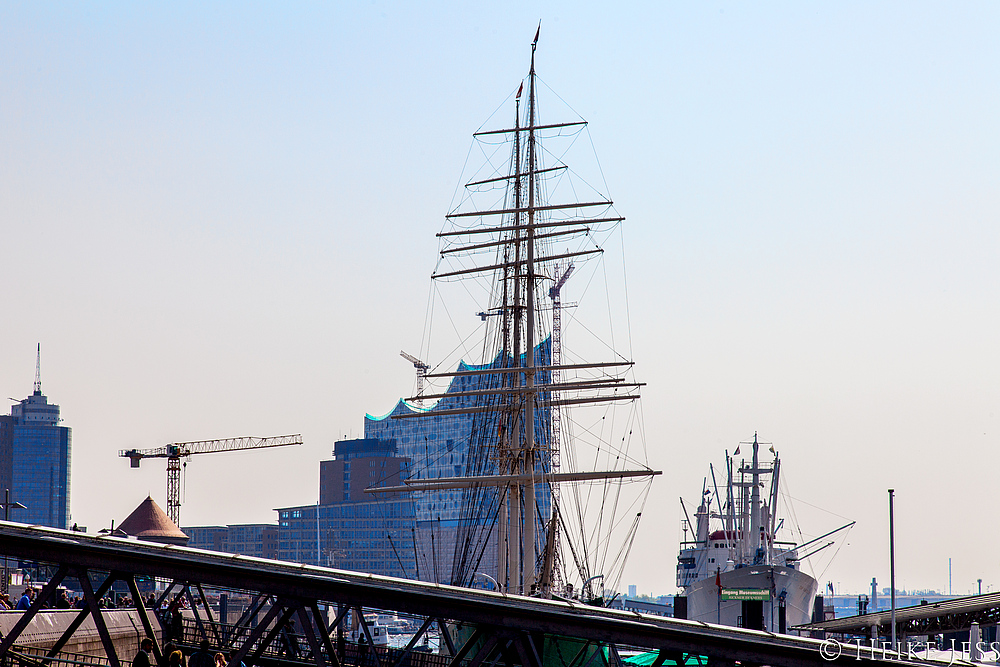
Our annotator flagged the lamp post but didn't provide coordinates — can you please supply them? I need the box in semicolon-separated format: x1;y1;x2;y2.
888;489;896;653
0;489;27;597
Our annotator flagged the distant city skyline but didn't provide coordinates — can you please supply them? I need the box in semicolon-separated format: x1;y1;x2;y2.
3;2;1000;596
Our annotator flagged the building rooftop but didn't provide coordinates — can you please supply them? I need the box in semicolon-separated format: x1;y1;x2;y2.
118;496;189;546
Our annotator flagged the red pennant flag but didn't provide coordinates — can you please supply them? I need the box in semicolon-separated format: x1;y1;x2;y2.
533;24;540;45
716;570;722;592
516;82;523;99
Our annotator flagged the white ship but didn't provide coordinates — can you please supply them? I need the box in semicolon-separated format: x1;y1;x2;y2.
676;433;851;632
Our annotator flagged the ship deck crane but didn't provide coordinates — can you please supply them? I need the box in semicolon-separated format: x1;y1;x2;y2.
119;434;303;527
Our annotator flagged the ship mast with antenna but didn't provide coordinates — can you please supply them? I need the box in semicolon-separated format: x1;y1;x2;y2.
368;26;657;599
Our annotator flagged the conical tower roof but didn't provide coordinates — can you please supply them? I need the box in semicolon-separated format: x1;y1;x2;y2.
118;496;189;546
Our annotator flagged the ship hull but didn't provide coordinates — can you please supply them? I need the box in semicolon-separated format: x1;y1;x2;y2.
683;565;818;632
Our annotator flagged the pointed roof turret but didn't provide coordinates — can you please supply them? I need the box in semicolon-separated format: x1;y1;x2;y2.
118;496;189;546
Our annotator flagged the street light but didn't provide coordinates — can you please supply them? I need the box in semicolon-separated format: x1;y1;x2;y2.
888;489;896;653
0;489;27;597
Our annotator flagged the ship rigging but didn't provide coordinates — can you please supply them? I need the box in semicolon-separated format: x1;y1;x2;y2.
369;29;658;600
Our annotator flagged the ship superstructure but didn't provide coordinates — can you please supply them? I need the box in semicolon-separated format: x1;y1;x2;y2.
677;434;849;631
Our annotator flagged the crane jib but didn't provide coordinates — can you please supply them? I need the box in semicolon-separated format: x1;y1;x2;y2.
118;434;303;527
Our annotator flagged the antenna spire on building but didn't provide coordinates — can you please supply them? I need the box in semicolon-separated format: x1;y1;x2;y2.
33;343;41;395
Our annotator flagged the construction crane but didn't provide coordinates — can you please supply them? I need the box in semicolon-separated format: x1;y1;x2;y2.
119;434;303;527
399;350;429;405
548;262;575;474
546;262;574;594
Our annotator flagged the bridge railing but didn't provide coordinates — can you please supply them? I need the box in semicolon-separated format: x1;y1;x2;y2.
1;645;111;667
0;523;946;667
171;617;451;667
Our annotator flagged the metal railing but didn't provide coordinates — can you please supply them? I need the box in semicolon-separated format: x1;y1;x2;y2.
171;618;451;667
1;645;111;667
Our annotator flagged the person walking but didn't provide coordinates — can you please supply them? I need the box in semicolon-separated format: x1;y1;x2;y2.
188;640;214;667
132;638;154;667
15;588;33;610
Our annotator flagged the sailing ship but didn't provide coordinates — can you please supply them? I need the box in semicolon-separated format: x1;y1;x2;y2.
676;433;851;632
370;27;658;607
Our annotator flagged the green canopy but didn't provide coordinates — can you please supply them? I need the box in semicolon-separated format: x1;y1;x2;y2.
622;652;706;666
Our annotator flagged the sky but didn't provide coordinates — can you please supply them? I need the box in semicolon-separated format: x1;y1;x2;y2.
2;2;999;597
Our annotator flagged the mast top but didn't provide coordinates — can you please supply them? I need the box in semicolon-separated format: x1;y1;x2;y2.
530;22;540;72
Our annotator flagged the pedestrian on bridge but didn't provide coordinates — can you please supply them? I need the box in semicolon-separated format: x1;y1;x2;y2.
15;587;33;610
168;650;185;667
189;639;214;667
133;638;154;667
161;641;177;666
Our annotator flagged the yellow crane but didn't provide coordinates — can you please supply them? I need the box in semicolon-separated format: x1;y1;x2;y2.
119;434;303;526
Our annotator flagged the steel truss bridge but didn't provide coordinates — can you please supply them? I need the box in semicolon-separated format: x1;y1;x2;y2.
797;591;1000;638
0;523;938;667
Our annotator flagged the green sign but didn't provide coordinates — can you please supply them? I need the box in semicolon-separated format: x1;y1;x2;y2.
721;588;771;601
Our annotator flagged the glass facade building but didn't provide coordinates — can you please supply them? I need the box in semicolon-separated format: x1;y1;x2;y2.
0;388;71;529
182;524;278;559
364;340;552;585
276;500;416;576
183;341;552;586
276;438;416;578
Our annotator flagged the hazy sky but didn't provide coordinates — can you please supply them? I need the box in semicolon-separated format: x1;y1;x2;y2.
3;2;999;597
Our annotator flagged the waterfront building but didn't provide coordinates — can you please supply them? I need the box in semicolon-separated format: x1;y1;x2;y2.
0;349;71;529
183;439;414;574
276;438;416;577
183;341;552;584
182;524;278;559
228;523;279;559
184;526;228;552
364;340;551;585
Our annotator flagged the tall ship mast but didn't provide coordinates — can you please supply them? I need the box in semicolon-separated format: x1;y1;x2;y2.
371;28;658;600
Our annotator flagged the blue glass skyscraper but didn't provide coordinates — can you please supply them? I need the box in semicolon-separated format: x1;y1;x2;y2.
0;348;71;529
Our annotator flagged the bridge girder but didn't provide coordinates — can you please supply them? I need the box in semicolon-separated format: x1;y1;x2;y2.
0;522;940;667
